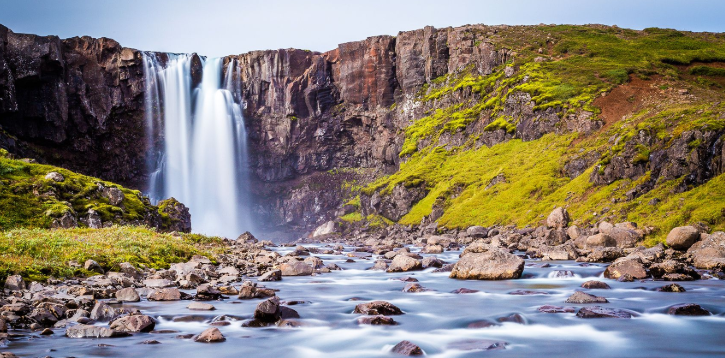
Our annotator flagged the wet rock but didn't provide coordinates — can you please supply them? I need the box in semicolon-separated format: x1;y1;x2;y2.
280;261;314;276
258;269;282;282
576;306;634;319
66;324;129;338
194;327;225;343
3;275;25;291
391;340;424;356
448;339;506;351
496;313;526;324
371;260;389;271
603;257;648;280
187;302;215;311
667;303;710;316
90;301;115;321
148;288;182;301
195;284;222;301
387;255;422;273
450;249;524;280
279;306;300;319
538;305;576;313
142;340;161;344
566;291;608;304
421;256;444;268
357;315;397;325
143;279;175;288
432;264;455;273
40;328;54;335
238;281;275;299
666;226;700;250
254;297;281;322
451;288;479;294
581;280;611;289
115;287;140;302
109;315;156;332
354;301;403;315
546;207;570;228
657;284;686;292
402;283;427;293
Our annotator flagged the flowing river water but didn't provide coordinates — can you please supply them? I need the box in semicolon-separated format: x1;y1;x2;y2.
5;244;725;357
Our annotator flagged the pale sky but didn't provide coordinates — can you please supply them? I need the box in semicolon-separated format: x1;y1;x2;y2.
1;0;723;57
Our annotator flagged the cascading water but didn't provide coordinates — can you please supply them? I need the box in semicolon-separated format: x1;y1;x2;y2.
142;53;253;238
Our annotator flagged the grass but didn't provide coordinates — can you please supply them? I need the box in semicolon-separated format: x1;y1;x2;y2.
0;226;224;282
0;149;171;230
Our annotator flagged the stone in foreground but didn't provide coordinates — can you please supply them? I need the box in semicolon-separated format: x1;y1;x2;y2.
194;327;225;343
254;297;281;322
66;324;130;338
576;306;634;319
109;315;156;332
354;301;403;315
391;340;424;355
450;250;524;280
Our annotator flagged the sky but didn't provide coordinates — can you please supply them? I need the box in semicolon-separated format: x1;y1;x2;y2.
1;0;724;58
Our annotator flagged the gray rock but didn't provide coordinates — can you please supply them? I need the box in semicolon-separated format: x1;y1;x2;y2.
143;279;175;288
687;231;725;269
148;288;182;301
667;303;710;316
466;226;488;238
254;297;281;323
386;255;422;273
357;315;397;325
585;233;617;248
258;269;282;282
546;207;570;228
603;257;648;280
566;291;608;304
187;302;215;311
581;280;611;289
280;261;313;276
194;327;225;343
391;340;424;355
89;301;115;321
115;287;140;302
450;250;524;280
4;275;25;291
66;324;129;338
45;172;65;182
354;301;403;316
666;226;700;250
109;315;156;332
576;306;634;319
83;260;103;274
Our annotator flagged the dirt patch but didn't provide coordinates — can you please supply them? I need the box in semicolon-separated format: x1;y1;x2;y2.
592;75;662;132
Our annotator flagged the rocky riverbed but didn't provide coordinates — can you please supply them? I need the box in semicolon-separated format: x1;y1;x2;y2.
2;210;725;357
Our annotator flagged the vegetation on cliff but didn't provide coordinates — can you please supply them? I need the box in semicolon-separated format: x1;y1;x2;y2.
359;25;725;244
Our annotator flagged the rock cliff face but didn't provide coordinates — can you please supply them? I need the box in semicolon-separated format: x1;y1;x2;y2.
1;23;723;238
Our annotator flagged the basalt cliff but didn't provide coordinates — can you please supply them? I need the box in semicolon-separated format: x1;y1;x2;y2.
1;23;724;241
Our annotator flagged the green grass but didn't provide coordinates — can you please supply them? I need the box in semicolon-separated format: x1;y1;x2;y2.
0;226;224;282
0;149;168;230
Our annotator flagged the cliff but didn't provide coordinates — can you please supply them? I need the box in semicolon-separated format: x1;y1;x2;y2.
1;23;724;240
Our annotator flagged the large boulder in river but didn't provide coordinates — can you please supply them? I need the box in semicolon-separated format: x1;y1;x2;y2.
194;327;226;343
115;287;140;302
280;261;313;276
450;250;524;280
66;324;129;338
603;257;648;280
254;297;281;322
109;315;156;332
386;255;422;273
666;226;700;250
576;306;633;319
687;232;725;269
546;207;570;228
354;301;403;316
667;303;710;316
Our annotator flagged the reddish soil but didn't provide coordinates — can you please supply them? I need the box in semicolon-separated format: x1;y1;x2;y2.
592;75;661;132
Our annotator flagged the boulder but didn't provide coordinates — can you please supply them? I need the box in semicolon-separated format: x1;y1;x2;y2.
666;226;700;250
254;297;281;322
567;225;582;240
421;256;444;268
84;260;104;274
45;172;65;182
371;260;389;271
603;258;648;280
450;250;524;280
194;327;225;343
657;284;686;292
258;269;282;282
109;315;156;332
115;287;140;302
687;232;725;269
187;302;215;311
353;301;403;316
148;288;182;301
585;234;617;248
576;306;634;319
386;255;422;273
280;261;313;276
467;226;488;238
546;207;570;228
391;340;424;356
581;280;611;289
4;275;25;291
402;283;426;293
89;301;115;321
667;303;710;316
357;315;397;325
66;324;129;338
195;284;222;300
565;291;608;304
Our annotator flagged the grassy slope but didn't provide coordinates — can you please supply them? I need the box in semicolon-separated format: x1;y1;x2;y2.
0;149;158;230
0;226;224;281
360;25;725;244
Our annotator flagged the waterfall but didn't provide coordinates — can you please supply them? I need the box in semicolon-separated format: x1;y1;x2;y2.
142;53;253;238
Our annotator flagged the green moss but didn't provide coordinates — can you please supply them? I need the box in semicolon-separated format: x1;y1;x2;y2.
689;66;725;77
341;212;363;222
484;116;517;134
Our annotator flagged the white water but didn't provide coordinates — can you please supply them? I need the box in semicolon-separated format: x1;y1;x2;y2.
142;53;253;238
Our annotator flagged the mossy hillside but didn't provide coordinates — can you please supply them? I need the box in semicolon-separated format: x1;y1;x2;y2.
0;226;224;282
0;150;157;230
404;25;725;157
